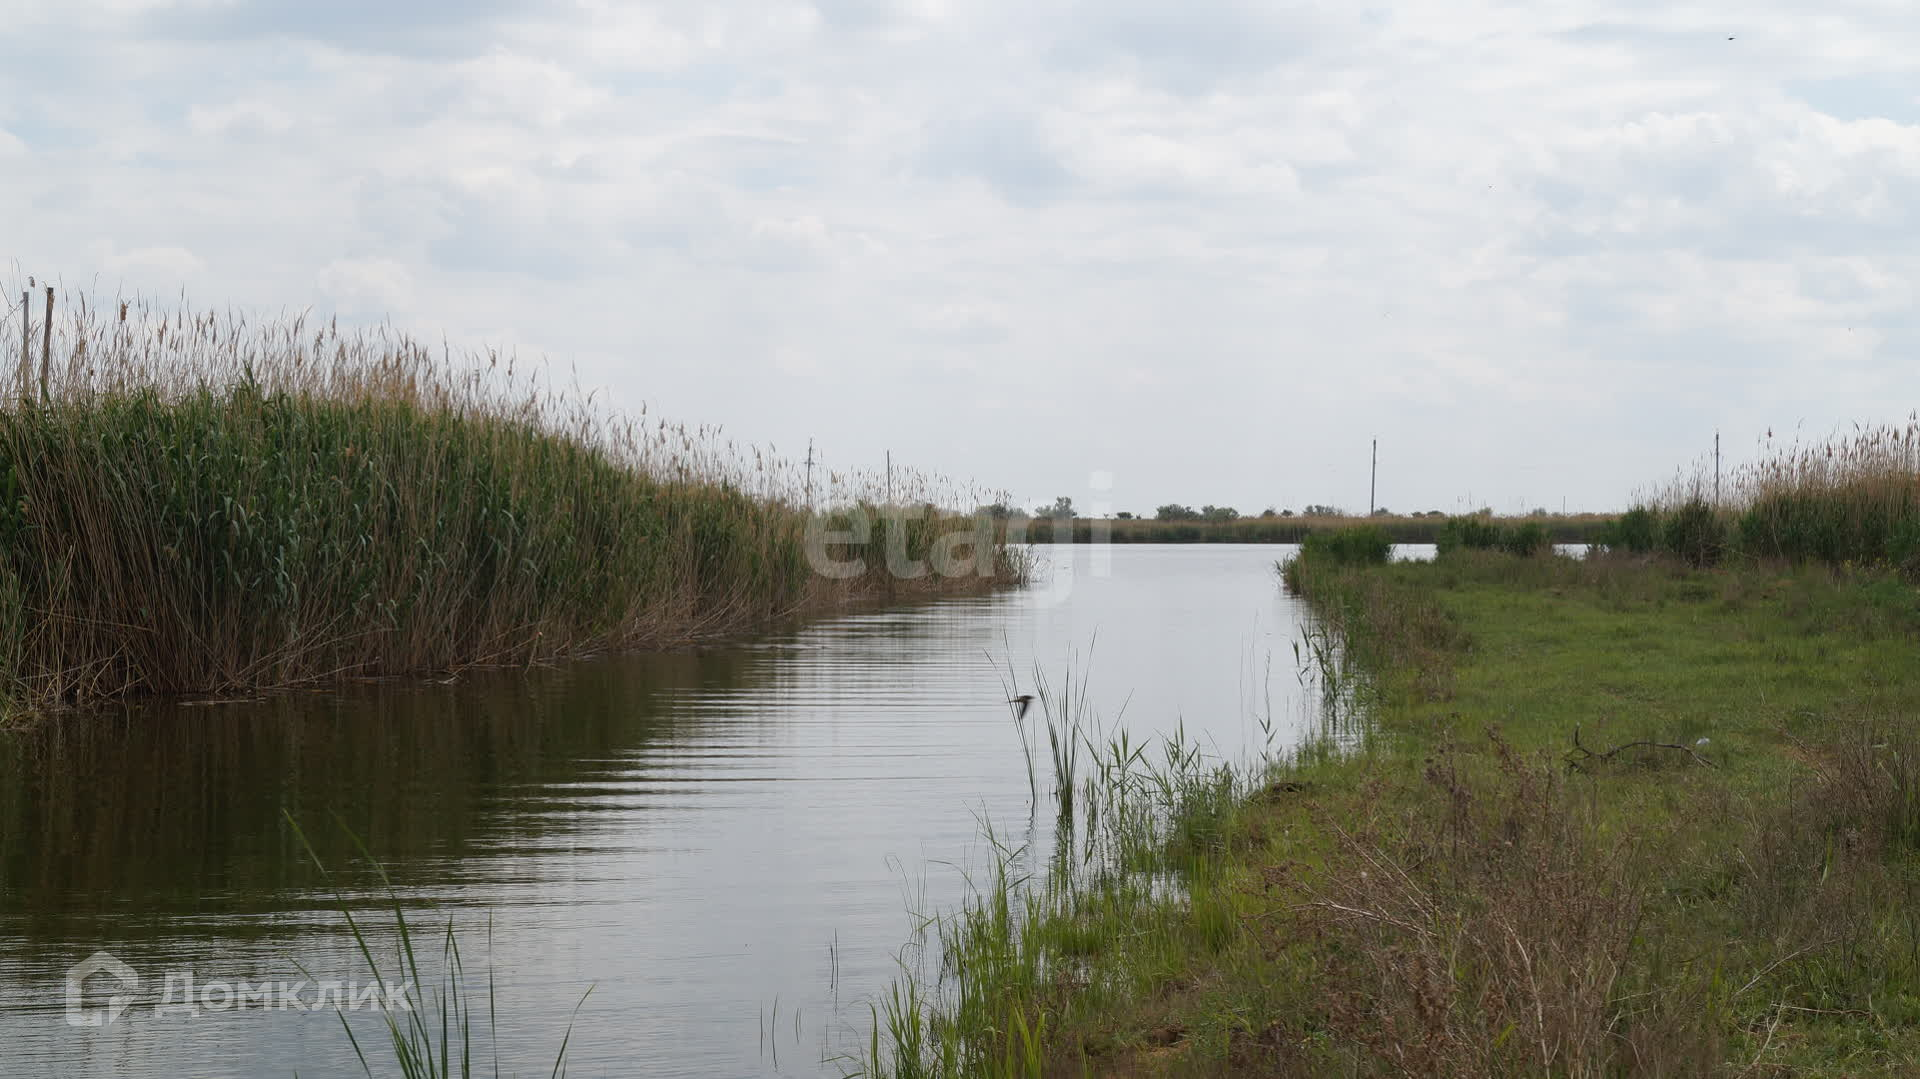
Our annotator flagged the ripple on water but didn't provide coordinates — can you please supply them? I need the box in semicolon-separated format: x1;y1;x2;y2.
0;545;1329;1078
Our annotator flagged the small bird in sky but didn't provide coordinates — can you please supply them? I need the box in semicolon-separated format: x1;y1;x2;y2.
1009;694;1034;720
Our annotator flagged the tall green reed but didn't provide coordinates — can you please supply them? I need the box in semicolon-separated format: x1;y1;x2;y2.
1279;524;1391;592
0;291;1024;719
860;660;1287;1079
1603;417;1920;574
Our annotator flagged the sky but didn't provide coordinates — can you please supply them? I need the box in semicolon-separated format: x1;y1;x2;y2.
2;1;1918;516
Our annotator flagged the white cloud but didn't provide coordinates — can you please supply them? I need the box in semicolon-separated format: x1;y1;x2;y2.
917;301;1010;343
3;0;1920;511
187;101;293;138
317;257;414;317
102;246;206;283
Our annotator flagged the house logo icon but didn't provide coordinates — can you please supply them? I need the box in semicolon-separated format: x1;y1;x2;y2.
65;951;141;1027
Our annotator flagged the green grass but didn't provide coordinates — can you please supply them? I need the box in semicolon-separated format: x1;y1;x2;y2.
1257;551;1920;1075
859;550;1920;1077
0;296;1022;720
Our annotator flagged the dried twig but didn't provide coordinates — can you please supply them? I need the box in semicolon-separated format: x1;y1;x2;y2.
1567;725;1717;772
1735;937;1839;998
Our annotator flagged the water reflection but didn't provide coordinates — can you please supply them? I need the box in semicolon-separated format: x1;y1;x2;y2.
0;545;1329;1077
0;656;751;905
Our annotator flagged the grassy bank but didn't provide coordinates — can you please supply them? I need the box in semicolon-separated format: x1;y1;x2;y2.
0;296;1021;720
861;546;1920;1077
1025;513;1611;545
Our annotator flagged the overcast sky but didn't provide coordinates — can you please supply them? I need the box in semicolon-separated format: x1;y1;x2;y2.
3;1;1916;515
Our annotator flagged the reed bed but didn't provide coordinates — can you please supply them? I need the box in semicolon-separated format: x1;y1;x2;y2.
1434;514;1550;558
0;291;1023;719
1732;419;1920;572
1278;525;1392;592
1604;418;1920;573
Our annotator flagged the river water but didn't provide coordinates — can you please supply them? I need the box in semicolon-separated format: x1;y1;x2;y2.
0;544;1385;1078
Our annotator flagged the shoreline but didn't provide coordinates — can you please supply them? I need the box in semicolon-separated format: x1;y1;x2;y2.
859;547;1920;1076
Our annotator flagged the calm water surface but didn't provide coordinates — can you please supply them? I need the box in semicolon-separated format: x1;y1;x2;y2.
0;544;1379;1078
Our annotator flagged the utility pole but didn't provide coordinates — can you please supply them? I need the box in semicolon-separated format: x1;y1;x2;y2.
804;438;815;506
886;450;893;506
1714;430;1721;506
1369;439;1377;516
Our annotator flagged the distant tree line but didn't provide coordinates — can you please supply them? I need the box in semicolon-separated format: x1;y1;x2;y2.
1014;509;1613;545
978;498;1554;530
1149;503;1452;522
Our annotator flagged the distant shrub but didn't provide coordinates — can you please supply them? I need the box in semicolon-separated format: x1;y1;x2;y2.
1595;502;1724;566
1503;521;1550;557
1303;526;1393;566
1661;498;1726;568
1436;516;1551;559
1283;526;1393;591
1436;516;1500;556
1596;507;1661;554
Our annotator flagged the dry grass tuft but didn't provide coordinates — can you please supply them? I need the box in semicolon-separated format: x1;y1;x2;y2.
1280;735;1647;1078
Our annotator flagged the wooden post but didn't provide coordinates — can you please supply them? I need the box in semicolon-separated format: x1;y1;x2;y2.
18;291;29;404
39;286;52;403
